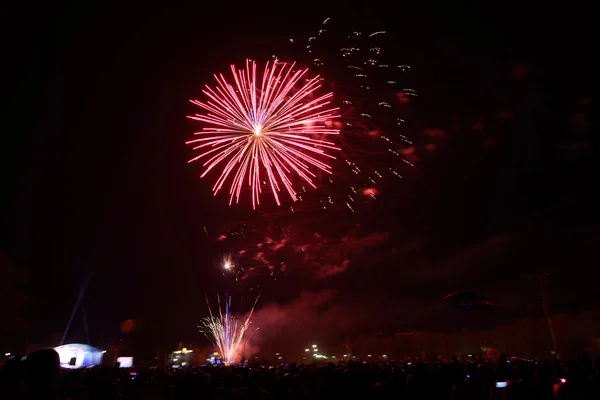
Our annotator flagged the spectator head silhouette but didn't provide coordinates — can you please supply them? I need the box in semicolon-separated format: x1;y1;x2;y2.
25;348;60;398
248;369;261;387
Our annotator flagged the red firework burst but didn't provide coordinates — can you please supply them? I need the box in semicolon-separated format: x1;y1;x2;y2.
186;59;340;209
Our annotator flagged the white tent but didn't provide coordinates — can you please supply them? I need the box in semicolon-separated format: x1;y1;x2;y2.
54;343;104;369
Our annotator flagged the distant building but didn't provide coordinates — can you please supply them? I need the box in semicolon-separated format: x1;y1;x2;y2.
170;347;194;367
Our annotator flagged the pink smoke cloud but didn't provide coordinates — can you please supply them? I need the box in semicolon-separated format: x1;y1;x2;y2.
316;259;350;279
252;290;337;333
248;290;418;356
295;228;389;279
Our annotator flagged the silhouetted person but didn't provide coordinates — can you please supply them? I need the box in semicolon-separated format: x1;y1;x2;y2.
555;360;593;400
590;357;600;397
24;349;60;399
215;372;238;400
286;375;307;400
234;369;271;399
0;353;23;400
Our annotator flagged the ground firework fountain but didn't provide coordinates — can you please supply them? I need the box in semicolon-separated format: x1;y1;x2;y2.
200;294;259;365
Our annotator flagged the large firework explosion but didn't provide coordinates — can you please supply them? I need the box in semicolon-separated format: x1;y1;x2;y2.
208;16;426;285
193;16;431;293
199;294;259;364
187;59;340;209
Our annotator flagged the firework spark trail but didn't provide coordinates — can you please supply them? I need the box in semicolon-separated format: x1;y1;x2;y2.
187;60;341;209
281;16;420;214
200;294;259;364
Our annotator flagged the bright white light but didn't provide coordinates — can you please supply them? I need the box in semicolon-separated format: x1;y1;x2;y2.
313;349;317;352
4;353;10;356
312;344;317;348
223;254;234;270
368;354;372;357
117;357;133;368
305;349;309;352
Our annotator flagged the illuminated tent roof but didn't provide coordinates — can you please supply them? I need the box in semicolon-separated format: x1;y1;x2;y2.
54;343;104;369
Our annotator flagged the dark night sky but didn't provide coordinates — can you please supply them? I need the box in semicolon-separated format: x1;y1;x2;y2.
1;2;597;356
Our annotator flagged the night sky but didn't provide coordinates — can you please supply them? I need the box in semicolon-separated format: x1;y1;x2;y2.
2;2;597;357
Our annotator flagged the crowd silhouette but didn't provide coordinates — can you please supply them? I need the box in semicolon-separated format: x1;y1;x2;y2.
3;349;600;399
